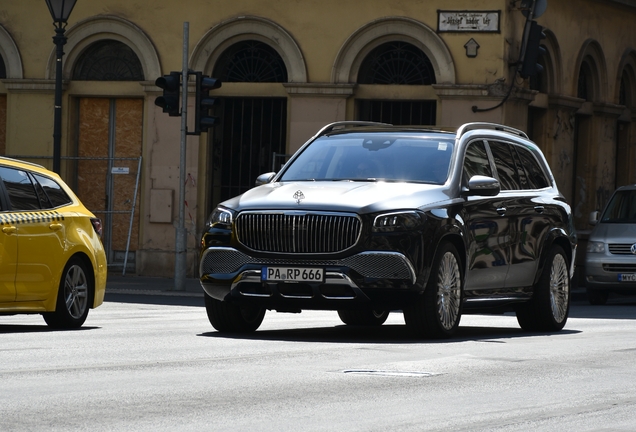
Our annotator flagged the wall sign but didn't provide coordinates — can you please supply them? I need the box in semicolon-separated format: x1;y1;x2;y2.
438;10;500;33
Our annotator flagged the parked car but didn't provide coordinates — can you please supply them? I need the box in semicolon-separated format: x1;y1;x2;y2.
0;157;107;328
585;184;636;304
199;121;577;338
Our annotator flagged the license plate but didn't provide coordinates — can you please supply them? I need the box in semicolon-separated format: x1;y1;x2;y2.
262;267;324;283
618;273;636;282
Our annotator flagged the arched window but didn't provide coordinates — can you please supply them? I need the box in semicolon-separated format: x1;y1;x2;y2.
619;70;633;107
577;61;593;100
213;40;288;83
0;55;6;79
72;40;144;81
358;41;436;85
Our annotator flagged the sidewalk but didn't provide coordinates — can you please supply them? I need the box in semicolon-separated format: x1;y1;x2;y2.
106;274;203;297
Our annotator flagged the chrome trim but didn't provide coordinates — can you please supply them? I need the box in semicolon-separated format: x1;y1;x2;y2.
231;269;361;300
235;211;362;255
200;247;417;283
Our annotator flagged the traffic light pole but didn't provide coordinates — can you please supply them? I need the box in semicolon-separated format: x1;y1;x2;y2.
174;22;189;291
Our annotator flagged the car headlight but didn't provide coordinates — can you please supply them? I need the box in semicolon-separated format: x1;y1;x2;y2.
586;241;605;253
206;206;234;229
372;211;424;232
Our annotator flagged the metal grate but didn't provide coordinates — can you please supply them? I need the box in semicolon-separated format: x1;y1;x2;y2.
236;212;361;254
608;244;636;255
603;263;636;272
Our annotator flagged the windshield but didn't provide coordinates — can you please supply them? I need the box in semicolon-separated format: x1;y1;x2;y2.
280;133;454;184
601;190;636;223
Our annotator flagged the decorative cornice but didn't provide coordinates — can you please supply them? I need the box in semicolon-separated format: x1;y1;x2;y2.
1;79;63;93
283;83;356;97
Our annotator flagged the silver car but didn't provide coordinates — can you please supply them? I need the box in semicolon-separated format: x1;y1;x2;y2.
585;184;636;304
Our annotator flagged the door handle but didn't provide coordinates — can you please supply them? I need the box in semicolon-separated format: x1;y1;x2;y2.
534;205;545;214
496;207;507;216
49;223;63;231
2;226;17;234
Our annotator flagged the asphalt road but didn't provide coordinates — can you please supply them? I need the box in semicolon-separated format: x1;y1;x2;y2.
2;294;636;431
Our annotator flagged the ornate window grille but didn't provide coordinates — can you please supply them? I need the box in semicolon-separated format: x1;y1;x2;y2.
358;42;436;85
73;40;144;81
213;41;288;83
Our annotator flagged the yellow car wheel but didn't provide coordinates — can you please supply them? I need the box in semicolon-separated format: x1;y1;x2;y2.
43;257;93;329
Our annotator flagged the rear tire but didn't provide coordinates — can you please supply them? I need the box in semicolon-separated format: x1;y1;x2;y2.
587;289;609;305
337;309;389;326
204;292;265;333
516;245;570;332
43;257;92;329
404;242;463;338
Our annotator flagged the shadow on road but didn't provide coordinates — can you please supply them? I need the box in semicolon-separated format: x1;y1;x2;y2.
0;325;100;334
198;324;581;344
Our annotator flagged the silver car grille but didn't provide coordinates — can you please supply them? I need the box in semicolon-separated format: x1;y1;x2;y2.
235;212;361;254
200;248;416;283
608;244;636;255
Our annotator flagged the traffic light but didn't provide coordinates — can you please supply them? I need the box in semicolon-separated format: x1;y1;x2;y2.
154;71;181;116
195;72;222;134
520;20;546;78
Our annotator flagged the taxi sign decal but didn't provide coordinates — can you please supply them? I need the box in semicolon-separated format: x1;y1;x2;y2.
0;211;65;225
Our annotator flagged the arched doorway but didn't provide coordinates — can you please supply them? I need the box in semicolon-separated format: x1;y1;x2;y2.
356;41;437;125
208;40;288;209
71;39;144;272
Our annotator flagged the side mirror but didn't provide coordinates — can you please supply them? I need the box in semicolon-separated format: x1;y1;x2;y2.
255;172;276;186
589;211;599;226
463;175;500;197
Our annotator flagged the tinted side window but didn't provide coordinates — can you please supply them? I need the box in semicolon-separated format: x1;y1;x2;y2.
513;146;549;189
488;141;520;191
463;140;493;185
33;174;73;208
0;166;41;210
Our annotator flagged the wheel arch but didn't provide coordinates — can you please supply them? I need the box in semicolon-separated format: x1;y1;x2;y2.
534;229;574;286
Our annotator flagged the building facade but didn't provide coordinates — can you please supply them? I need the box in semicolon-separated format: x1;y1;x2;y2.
0;0;635;277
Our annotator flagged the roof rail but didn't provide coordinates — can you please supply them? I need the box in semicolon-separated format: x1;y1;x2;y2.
314;121;393;138
457;122;529;140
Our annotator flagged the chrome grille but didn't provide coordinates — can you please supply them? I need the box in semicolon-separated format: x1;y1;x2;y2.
608;244;636;255
235;212;361;254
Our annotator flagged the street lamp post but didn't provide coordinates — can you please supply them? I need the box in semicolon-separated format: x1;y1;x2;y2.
45;0;77;174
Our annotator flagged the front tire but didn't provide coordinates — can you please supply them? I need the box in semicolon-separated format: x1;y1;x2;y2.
516;245;570;332
404;242;463;338
204;293;265;333
43;257;92;329
337;309;389;326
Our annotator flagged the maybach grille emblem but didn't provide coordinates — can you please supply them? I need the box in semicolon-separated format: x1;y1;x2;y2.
293;190;305;204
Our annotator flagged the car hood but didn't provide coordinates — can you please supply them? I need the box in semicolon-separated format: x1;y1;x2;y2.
222;181;452;214
590;222;636;243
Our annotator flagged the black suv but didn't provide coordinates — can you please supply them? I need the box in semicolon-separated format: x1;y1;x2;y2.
199;122;577;338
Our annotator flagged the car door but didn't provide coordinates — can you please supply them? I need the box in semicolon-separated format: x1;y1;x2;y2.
461;139;508;292
504;143;554;288
0;166;66;302
0;192;17;303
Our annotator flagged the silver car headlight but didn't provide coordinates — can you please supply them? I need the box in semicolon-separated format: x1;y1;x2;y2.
372;211;424;233
586;241;605;254
206;206;234;229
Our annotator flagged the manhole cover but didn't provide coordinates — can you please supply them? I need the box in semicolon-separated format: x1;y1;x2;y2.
343;369;436;378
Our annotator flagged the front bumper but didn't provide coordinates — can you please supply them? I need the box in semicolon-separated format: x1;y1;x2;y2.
199;247;418;310
585;253;636;291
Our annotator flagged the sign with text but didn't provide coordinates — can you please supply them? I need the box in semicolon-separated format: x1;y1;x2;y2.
438;11;500;33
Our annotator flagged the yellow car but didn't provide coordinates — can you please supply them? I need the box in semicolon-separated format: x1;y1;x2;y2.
0;157;107;328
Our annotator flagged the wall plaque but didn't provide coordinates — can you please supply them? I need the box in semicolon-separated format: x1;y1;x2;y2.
438;10;500;33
